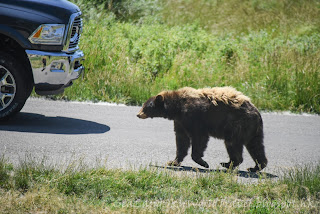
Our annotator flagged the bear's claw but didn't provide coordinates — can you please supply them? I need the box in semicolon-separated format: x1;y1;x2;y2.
201;162;209;168
193;158;209;168
220;162;235;170
167;160;181;167
247;166;262;172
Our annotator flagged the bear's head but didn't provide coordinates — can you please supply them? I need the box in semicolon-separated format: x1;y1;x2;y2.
137;94;165;119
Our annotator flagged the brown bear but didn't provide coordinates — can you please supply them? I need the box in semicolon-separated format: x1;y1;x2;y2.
137;87;267;172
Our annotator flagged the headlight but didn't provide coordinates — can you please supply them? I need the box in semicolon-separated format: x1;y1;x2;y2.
29;24;65;45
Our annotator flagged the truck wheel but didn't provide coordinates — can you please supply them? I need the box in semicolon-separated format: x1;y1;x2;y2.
0;51;32;121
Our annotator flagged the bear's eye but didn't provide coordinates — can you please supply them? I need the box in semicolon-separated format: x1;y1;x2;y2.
148;101;154;108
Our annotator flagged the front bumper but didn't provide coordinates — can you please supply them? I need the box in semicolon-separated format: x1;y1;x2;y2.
26;49;84;95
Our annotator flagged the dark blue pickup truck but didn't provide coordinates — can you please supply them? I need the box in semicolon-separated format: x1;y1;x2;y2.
0;0;84;120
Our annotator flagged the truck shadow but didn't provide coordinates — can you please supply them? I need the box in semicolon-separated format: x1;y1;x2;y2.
150;165;278;179
0;112;110;135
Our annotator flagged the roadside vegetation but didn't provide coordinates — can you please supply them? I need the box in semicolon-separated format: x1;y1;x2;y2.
13;1;319;212
0;155;319;213
50;0;320;114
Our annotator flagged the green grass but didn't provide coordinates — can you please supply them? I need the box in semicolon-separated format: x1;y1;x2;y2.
47;0;320;114
161;0;320;36
0;156;319;213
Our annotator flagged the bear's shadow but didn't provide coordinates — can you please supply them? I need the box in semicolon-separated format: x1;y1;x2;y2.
150;165;277;179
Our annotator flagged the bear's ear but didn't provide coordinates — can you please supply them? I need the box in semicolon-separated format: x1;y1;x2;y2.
155;94;164;103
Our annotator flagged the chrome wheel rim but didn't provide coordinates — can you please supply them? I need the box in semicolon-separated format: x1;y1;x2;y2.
0;65;16;111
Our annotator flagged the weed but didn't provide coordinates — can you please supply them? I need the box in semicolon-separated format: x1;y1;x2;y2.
0;156;319;213
282;163;320;199
49;0;320;113
57;22;320;113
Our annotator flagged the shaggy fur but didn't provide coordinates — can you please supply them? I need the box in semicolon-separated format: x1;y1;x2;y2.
137;87;267;172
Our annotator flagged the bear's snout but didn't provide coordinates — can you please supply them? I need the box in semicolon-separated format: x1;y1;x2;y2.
137;109;147;119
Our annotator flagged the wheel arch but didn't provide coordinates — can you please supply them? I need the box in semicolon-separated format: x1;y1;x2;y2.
0;32;34;85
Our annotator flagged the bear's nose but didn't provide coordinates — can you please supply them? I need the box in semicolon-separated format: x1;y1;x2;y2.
137;110;147;119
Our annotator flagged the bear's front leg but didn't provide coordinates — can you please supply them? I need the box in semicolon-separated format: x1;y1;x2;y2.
167;121;191;167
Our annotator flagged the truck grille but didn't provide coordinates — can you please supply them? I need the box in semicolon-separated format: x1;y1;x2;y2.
63;13;83;53
69;16;82;50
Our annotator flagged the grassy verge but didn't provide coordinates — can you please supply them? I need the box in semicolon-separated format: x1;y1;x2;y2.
63;21;320;112
42;0;320;114
0;156;319;213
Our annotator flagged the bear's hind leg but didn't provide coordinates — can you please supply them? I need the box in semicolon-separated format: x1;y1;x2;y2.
191;134;210;168
167;121;191;167
245;135;267;172
221;141;244;170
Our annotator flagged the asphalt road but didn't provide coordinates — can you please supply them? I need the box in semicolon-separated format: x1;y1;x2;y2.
1;98;319;177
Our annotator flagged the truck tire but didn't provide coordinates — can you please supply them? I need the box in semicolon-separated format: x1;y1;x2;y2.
0;51;33;121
